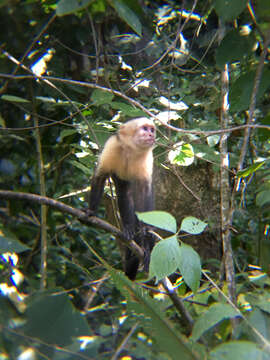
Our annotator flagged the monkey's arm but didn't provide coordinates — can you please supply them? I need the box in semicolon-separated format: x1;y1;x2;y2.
88;173;107;214
111;174;138;239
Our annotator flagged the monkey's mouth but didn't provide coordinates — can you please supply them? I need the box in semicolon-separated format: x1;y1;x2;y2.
145;138;155;145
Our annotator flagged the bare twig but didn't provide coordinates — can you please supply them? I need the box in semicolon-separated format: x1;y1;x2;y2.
30;86;48;290
219;62;236;305
237;30;270;172
111;322;139;360
162;277;194;334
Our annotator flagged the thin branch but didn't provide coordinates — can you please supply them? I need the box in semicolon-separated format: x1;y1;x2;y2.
162;278;194;335
111;322;139;360
0;190;144;261
30;86;48;290
0;72;269;137
237;29;270;172
219;62;236;305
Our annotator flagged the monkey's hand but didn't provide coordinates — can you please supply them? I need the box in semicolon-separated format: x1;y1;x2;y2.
122;227;136;243
85;208;96;217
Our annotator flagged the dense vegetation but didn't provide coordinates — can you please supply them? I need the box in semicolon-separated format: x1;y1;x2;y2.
0;0;270;359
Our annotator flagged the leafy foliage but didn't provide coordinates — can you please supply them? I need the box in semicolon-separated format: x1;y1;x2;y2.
0;0;270;359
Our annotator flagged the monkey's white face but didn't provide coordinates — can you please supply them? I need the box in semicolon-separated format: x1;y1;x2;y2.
135;123;156;148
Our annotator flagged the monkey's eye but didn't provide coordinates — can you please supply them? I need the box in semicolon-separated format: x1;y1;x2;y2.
150;127;155;133
143;126;148;131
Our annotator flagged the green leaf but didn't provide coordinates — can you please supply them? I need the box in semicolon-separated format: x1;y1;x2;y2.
248;308;269;341
137;211;177;233
69;160;92;175
149;236;181;281
193;143;221;163
256;190;270;207
237;161;265;178
90;89;114;105
111;0;142;36
109;267;196;360
191;303;239;342
207;135;220;147
258;115;270;141
180;216;207;235
1;94;30;103
216;29;255;68
168;143;194;166
111;101;145;116
56;0;93;16
230;69;270;112
256;297;270;314
178;243;201;293
214;0;248;22
0;235;30;253
209;341;267;360
22;292;91;346
59;129;78;141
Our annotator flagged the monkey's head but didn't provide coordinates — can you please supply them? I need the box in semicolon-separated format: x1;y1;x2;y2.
119;118;156;151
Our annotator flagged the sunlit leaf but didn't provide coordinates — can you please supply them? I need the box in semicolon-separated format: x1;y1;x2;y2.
149;236;180;281
1;94;30;103
137;211;177;233
168;143;194;166
178;243;201;293
180;217;207;235
237;161;265;178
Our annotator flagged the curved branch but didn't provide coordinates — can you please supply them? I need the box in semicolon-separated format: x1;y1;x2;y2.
0;190;144;260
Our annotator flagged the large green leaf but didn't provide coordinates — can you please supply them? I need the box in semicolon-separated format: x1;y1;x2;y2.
149;236;180;281
214;0;248;22
248;308;269;342
90;89;114;105
256;190;270;207
111;0;142;36
230;69;270;112
216;29;255;68
109;267;197;360
137;211;177;233
22;292;91;346
56;0;93;16
178;243;201;293
0;235;30;253
209;341;268;360
191;303;239;342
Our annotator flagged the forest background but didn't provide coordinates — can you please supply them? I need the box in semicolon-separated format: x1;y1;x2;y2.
0;0;270;359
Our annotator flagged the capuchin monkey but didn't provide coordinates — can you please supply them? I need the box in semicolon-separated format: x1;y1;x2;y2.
88;118;156;279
